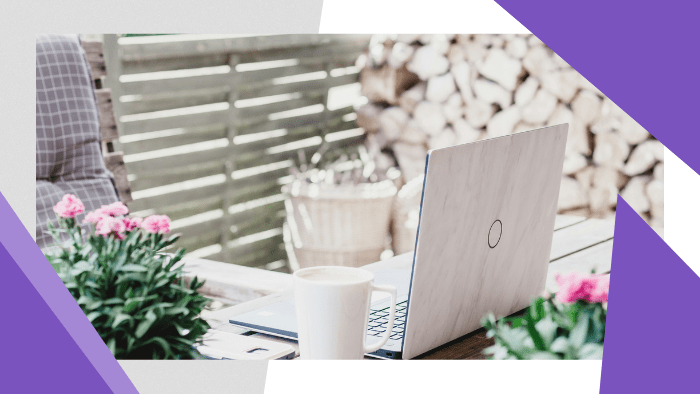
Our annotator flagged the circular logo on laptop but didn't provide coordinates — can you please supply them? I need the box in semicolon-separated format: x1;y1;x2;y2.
488;220;502;248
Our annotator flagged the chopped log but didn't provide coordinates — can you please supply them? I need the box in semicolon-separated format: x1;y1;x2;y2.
400;120;429;145
654;162;664;182
453;118;482;144
575;166;595;191
646;180;664;221
588;167;623;214
571;90;603;125
522;45;555;79
473;78;512;109
505;36;528;59
447;44;467;64
541;69;582;103
464;99;494;128
546;103;589;155
562;152;588;175
451;61;475;103
387;42;415;69
413;101;447;135
619;116;650;145
365;130;390;150
361;65;419;105
462;41;488;63
428;127;456;150
398;82;426;113
513;122;544;134
393;142;428;181
442;93;464;123
528;35;544;47
355;104;382;133
514;76;539;107
478;48;522;90
396;34;421;44
558;176;588;211
407;45;450;80
487;106;521;138
522;89;557;123
552;53;570;68
593;131;630;169
378;107;409;140
620;176;651;214
623;140;663;176
426;73;457;103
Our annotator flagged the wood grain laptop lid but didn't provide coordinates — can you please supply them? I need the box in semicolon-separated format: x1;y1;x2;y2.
401;124;568;359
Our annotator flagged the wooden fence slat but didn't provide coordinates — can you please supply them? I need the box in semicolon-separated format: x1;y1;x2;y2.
121;125;227;155
95;89;119;142
125;145;230;173
82;40;106;79
119;88;229;115
120;108;228;135
119;35;370;61
237;95;325;119
238;73;359;100
238;105;354;135
104;151;133;203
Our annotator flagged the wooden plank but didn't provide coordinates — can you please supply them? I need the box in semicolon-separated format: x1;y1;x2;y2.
95;89;119;142
238;105;354;135
182;257;293;308
121;125;227;155
104;151;133;203
119;88;229;115
124;145;229;173
120;107;228;135
553;214;586;230
129;182;225;213
122;54;230;74
546;239;613;292
120;72;230;96
237;95;325;119
238;73;359;100
227;235;286;267
550;218;615;261
119;35;370;61
128;161;225;191
81;40;106;79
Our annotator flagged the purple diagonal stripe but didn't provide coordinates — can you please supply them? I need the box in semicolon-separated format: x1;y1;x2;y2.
601;196;700;392
1;241;111;392
495;0;700;175
0;192;138;393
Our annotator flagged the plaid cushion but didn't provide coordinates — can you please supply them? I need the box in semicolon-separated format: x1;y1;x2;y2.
36;34;119;249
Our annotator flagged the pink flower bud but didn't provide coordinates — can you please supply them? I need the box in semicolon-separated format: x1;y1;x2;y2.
53;194;85;219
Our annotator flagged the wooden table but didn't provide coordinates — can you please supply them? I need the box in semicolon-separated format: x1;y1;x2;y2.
186;214;629;359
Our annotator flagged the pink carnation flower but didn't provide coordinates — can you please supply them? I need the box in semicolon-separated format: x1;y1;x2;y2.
99;202;129;217
555;272;610;304
141;215;171;234
83;210;107;224
53;194;85;219
95;216;126;239
123;217;143;232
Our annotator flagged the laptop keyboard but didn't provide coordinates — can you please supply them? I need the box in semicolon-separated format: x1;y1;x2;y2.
367;300;408;341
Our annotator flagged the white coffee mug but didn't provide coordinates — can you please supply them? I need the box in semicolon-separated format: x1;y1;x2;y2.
293;266;397;359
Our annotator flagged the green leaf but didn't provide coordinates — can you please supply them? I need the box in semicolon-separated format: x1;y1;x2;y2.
550;337;569;354
112;314;132;329
569;317;589;349
86;311;101;322
534;317;557;348
135;310;157;339
578;343;604;360
117;264;149;273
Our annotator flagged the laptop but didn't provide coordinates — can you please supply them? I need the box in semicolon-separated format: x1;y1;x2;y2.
230;124;569;359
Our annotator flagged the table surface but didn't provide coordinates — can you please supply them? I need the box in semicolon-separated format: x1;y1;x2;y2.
195;214;626;360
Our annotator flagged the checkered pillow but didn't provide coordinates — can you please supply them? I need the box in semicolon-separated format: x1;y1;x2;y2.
36;34;119;249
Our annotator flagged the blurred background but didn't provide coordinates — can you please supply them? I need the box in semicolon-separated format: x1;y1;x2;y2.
92;34;663;273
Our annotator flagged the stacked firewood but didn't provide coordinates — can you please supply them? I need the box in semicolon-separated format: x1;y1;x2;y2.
355;34;663;227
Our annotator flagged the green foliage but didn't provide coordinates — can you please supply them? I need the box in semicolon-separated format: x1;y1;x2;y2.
482;297;606;360
45;217;210;359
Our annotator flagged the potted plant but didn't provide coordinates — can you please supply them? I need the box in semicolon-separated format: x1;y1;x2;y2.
482;272;609;360
45;194;210;359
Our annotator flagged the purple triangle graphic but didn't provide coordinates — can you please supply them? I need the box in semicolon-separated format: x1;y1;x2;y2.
600;196;700;392
0;192;138;393
494;0;700;176
0;242;112;392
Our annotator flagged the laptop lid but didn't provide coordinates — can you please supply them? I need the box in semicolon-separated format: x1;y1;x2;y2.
401;124;568;359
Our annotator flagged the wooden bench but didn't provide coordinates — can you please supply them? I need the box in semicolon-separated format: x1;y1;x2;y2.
185;214;635;359
81;40;133;204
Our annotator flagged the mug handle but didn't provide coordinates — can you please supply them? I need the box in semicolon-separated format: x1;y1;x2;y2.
363;283;397;354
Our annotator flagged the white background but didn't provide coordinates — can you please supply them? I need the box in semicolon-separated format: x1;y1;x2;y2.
1;1;697;393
